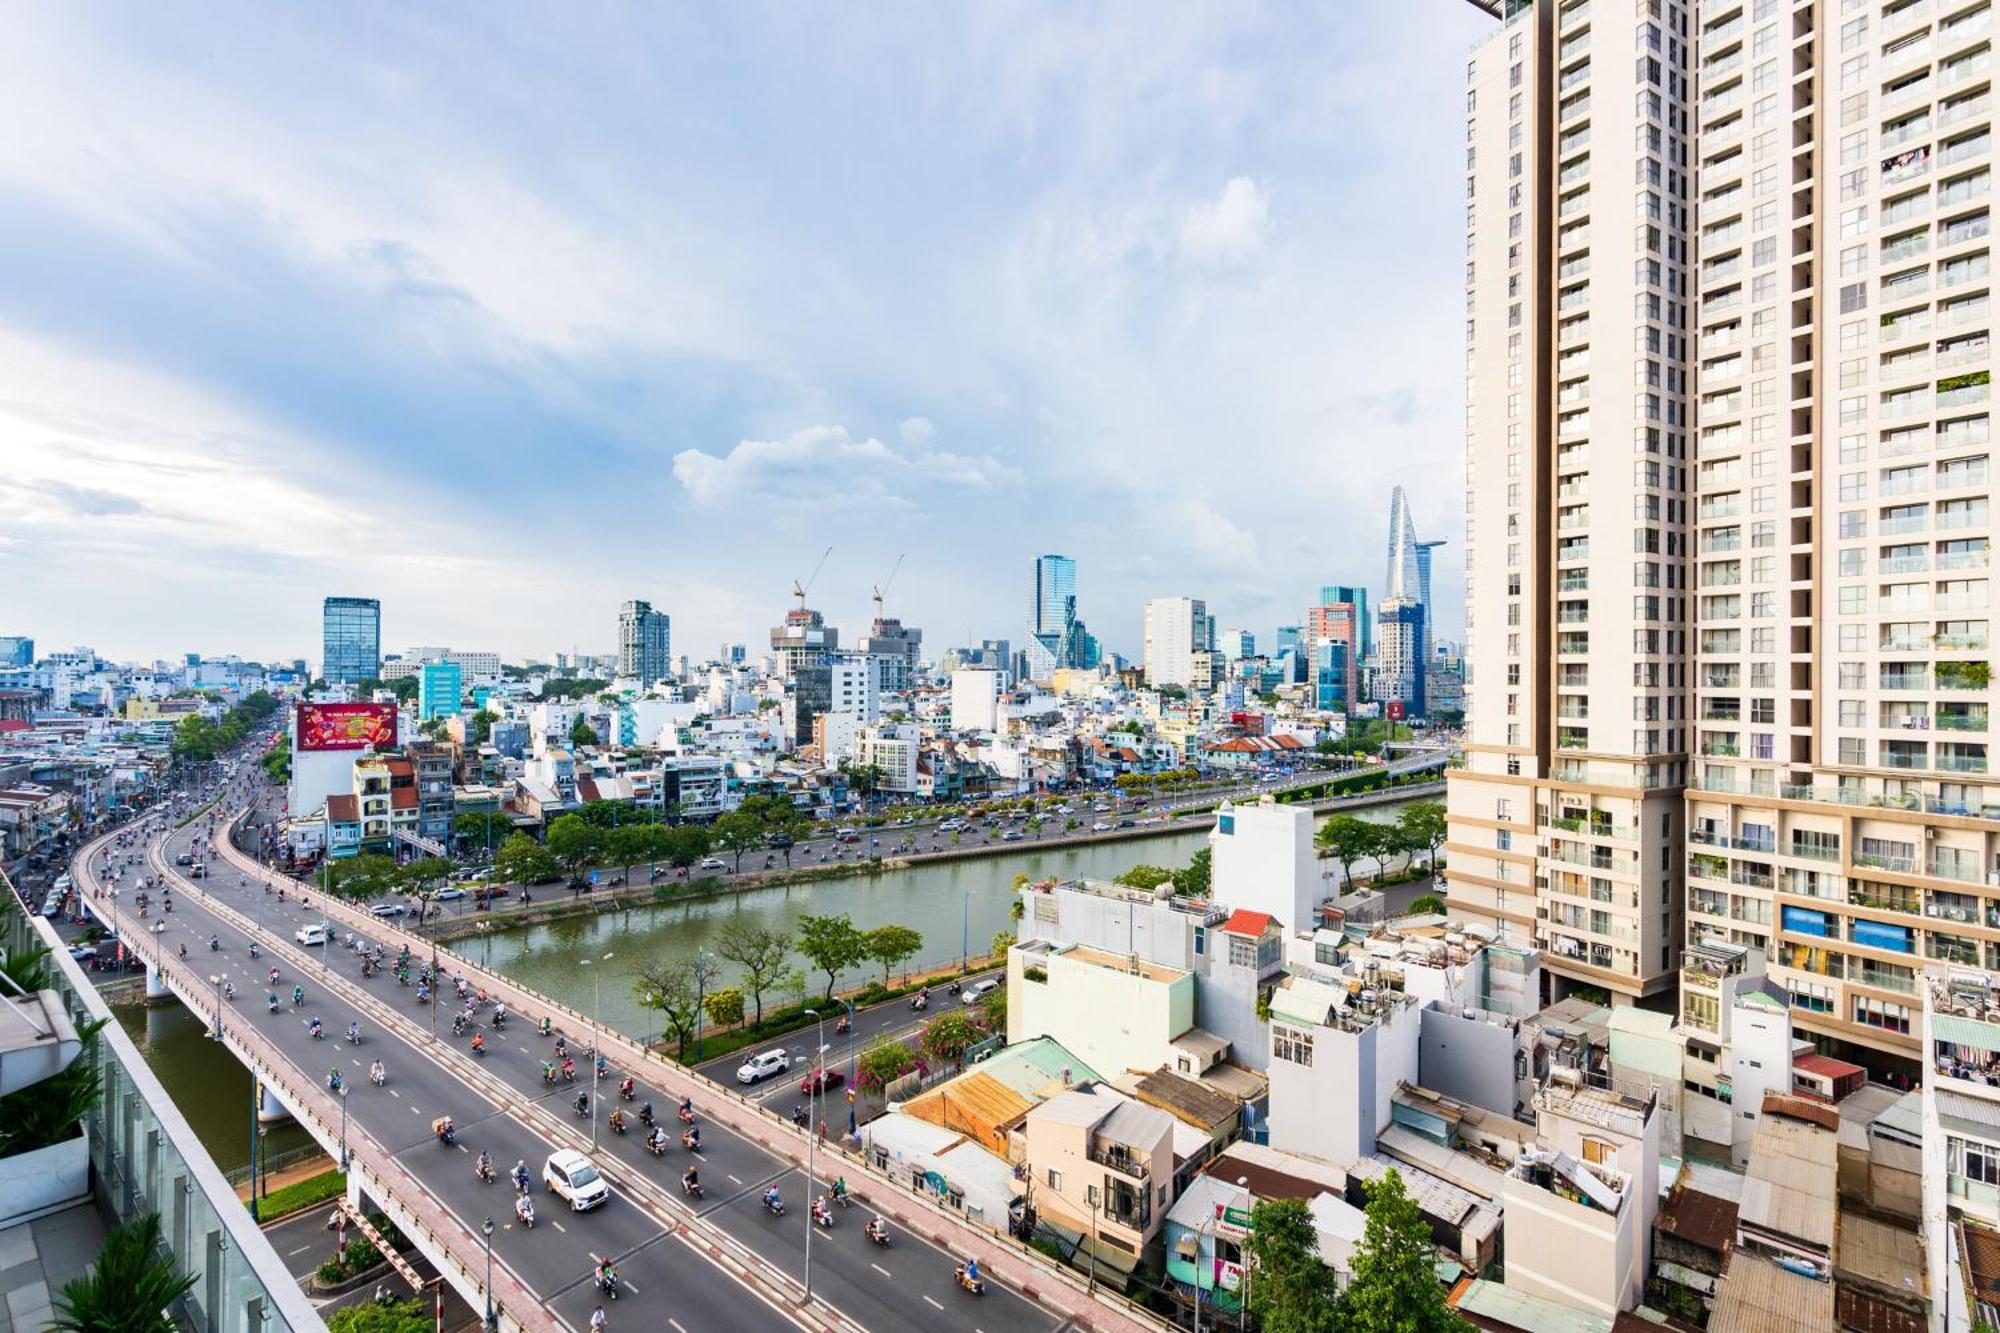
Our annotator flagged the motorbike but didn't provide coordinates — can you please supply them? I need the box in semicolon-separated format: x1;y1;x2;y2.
541;1065;558;1087
676;1106;695;1125
370;1063;386;1087
681;1129;701;1152
608;1111;629;1136
638;1104;655;1128
345;1026;361;1046
681;1174;703;1199
476;1158;495;1184
762;1193;785;1217
572;1096;591;1120
865;1220;890;1247
910;993;928;1011
954;1263;985;1297
515;1198;535;1229
618;1078;635;1101
596;1271;619;1301
267;995;280;1013
645;1132;669;1157
811;1201;833;1230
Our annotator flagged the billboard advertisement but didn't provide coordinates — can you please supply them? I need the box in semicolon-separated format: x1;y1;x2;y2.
1386;700;1406;722
296;702;397;753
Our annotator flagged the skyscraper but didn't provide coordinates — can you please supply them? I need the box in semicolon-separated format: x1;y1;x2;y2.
1321;586;1371;662
321;597;381;686
1384;485;1421;603
617;600;671;685
1305;594;1362;714
1031;554;1082;669
419;660;463;721
1447;0;1690;1003
1142;597;1212;689
0;637;31;668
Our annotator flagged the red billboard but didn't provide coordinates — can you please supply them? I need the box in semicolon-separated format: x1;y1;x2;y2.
1386;700;1406;722
296;702;397;752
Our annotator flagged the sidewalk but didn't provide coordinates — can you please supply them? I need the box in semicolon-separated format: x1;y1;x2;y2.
236;1151;336;1206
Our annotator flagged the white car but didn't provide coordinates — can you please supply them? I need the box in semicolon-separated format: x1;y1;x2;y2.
542;1150;609;1211
961;978;1000;1006
1091;821;1112;833
736;1049;791;1085
699;857;727;870
433;887;466;902
294;924;329;946
368;903;407;918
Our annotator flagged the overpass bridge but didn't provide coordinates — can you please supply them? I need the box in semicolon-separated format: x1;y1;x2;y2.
79;784;1167;1333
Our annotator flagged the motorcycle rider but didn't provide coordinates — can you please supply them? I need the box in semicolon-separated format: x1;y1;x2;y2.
475;1150;494;1183
573;1089;590;1117
681;1166;700;1194
346;1021;360;1044
370;1059;386;1086
511;1160;531;1193
647;1125;669;1154
682;1124;701;1152
762;1184;783;1212
515;1193;535;1227
865;1217;889;1244
308;1016;323;1039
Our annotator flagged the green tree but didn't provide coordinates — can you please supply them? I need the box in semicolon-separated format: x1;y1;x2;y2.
492;831;558;885
918;1011;984;1070
862;924;923;985
703;987;745;1029
635;955;721;1059
604;825;654;881
991;929;1014;961
544;814;602;873
1336;1169;1461;1332
1409;894;1446;916
710;812;765;873
978;983;1008;1033
714;921;792;1029
1112;864;1174;891
1399;801;1447;872
568;715;599;749
1171;846;1212;897
469;709;499;744
1244;1197;1342;1333
1356;820;1397;882
797;914;866;1001
667;823;711;867
452;811;511;853
856;1038;917;1091
1316;815;1374;891
49;1212;197;1333
324;854;400;901
324;1298;432;1333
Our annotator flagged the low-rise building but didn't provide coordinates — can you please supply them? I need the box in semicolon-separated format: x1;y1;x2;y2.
1020;1088;1175;1272
1006;940;1197;1082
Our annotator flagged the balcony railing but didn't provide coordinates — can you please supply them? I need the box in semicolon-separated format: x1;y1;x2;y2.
1089;1145;1151;1183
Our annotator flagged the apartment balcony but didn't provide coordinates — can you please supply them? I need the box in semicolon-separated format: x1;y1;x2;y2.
1882;555;1931;574
1789;841;1843;863
1856;851;1921;874
1088;1143;1151;1184
1940;752;1991;773
1939;710;1991;731
1937;632;1992;648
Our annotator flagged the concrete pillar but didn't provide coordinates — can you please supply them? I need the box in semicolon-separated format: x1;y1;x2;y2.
144;960;170;1000
257;1081;293;1125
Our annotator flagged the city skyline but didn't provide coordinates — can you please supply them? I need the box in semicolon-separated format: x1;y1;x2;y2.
0;3;1486;662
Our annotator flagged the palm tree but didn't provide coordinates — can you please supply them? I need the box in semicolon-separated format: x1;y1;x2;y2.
50;1212;197;1333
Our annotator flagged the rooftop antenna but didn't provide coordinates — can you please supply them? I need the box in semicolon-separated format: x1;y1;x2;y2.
871;553;906;623
792;545;833;612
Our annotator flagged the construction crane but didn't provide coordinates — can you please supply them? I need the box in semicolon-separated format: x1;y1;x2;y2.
792;545;833;612
871;553;906;623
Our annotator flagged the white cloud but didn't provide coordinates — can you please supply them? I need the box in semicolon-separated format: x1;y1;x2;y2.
672;424;1018;510
898;416;935;447
1179;176;1269;265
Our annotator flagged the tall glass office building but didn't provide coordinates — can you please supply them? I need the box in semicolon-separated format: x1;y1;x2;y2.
321;596;381;685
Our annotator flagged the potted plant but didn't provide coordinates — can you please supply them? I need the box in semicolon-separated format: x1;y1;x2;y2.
0;1016;106;1227
49;1212;196;1333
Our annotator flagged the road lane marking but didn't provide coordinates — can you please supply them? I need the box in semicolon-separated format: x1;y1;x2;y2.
727;1174;741;1184
870;1263;891;1279
922;1295;943;1310
668;1321;687;1332
550;1219;566;1232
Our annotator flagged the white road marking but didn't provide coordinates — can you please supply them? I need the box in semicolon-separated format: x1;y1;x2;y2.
668;1321;687;1333
727;1174;741;1185
389;1089;401;1098
550;1220;566;1233
870;1263;891;1279
922;1295;943;1310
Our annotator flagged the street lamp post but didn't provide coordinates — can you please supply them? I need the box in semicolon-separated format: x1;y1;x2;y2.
838;998;857;1138
580;952;613;1148
338;1084;349;1171
481;1217;496;1332
802;1011;826;1302
1086;1184;1101;1298
209;973;223;1038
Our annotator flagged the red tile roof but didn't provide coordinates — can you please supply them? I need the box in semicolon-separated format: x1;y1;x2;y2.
1221;909;1273;937
326;794;359;822
390;788;418;809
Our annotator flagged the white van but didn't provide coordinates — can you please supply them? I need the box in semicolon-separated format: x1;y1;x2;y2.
293;923;329;947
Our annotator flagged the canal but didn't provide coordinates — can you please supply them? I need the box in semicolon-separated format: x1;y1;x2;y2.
114;998;318;1176
469;797;1423;1043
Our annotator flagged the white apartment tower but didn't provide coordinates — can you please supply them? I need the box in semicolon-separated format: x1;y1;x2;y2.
1142;596;1213;689
1455;0;2000;1068
1682;0;2000;1071
1448;0;1693;1004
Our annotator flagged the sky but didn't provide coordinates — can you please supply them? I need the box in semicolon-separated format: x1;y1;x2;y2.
0;2;1490;666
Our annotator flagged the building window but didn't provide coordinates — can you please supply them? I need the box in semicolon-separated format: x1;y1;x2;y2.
1047;1168;1062;1191
1229;935;1258;970
1273;1024;1314;1068
1950;1136;2000;1189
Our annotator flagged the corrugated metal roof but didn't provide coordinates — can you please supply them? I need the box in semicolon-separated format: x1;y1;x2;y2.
1707;1254;1835;1333
1452;1278;1613;1333
1932;1013;2000;1054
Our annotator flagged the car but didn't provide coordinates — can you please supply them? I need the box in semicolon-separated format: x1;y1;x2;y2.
189;864;207;879
433;887;466;902
766;832;794;849
542;1150;609;1211
1117;818;1136;829
65;945;97;961
294;924;329;946
961;979;1000;1006
699;857;727;871
937;819;965;833
174;853;194;867
368;903;406;919
736;1050;791;1085
799;1066;845;1094
1091;821;1112;833
1000;830;1025;841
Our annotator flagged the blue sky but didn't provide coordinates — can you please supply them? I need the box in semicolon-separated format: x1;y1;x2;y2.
0;2;1488;664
